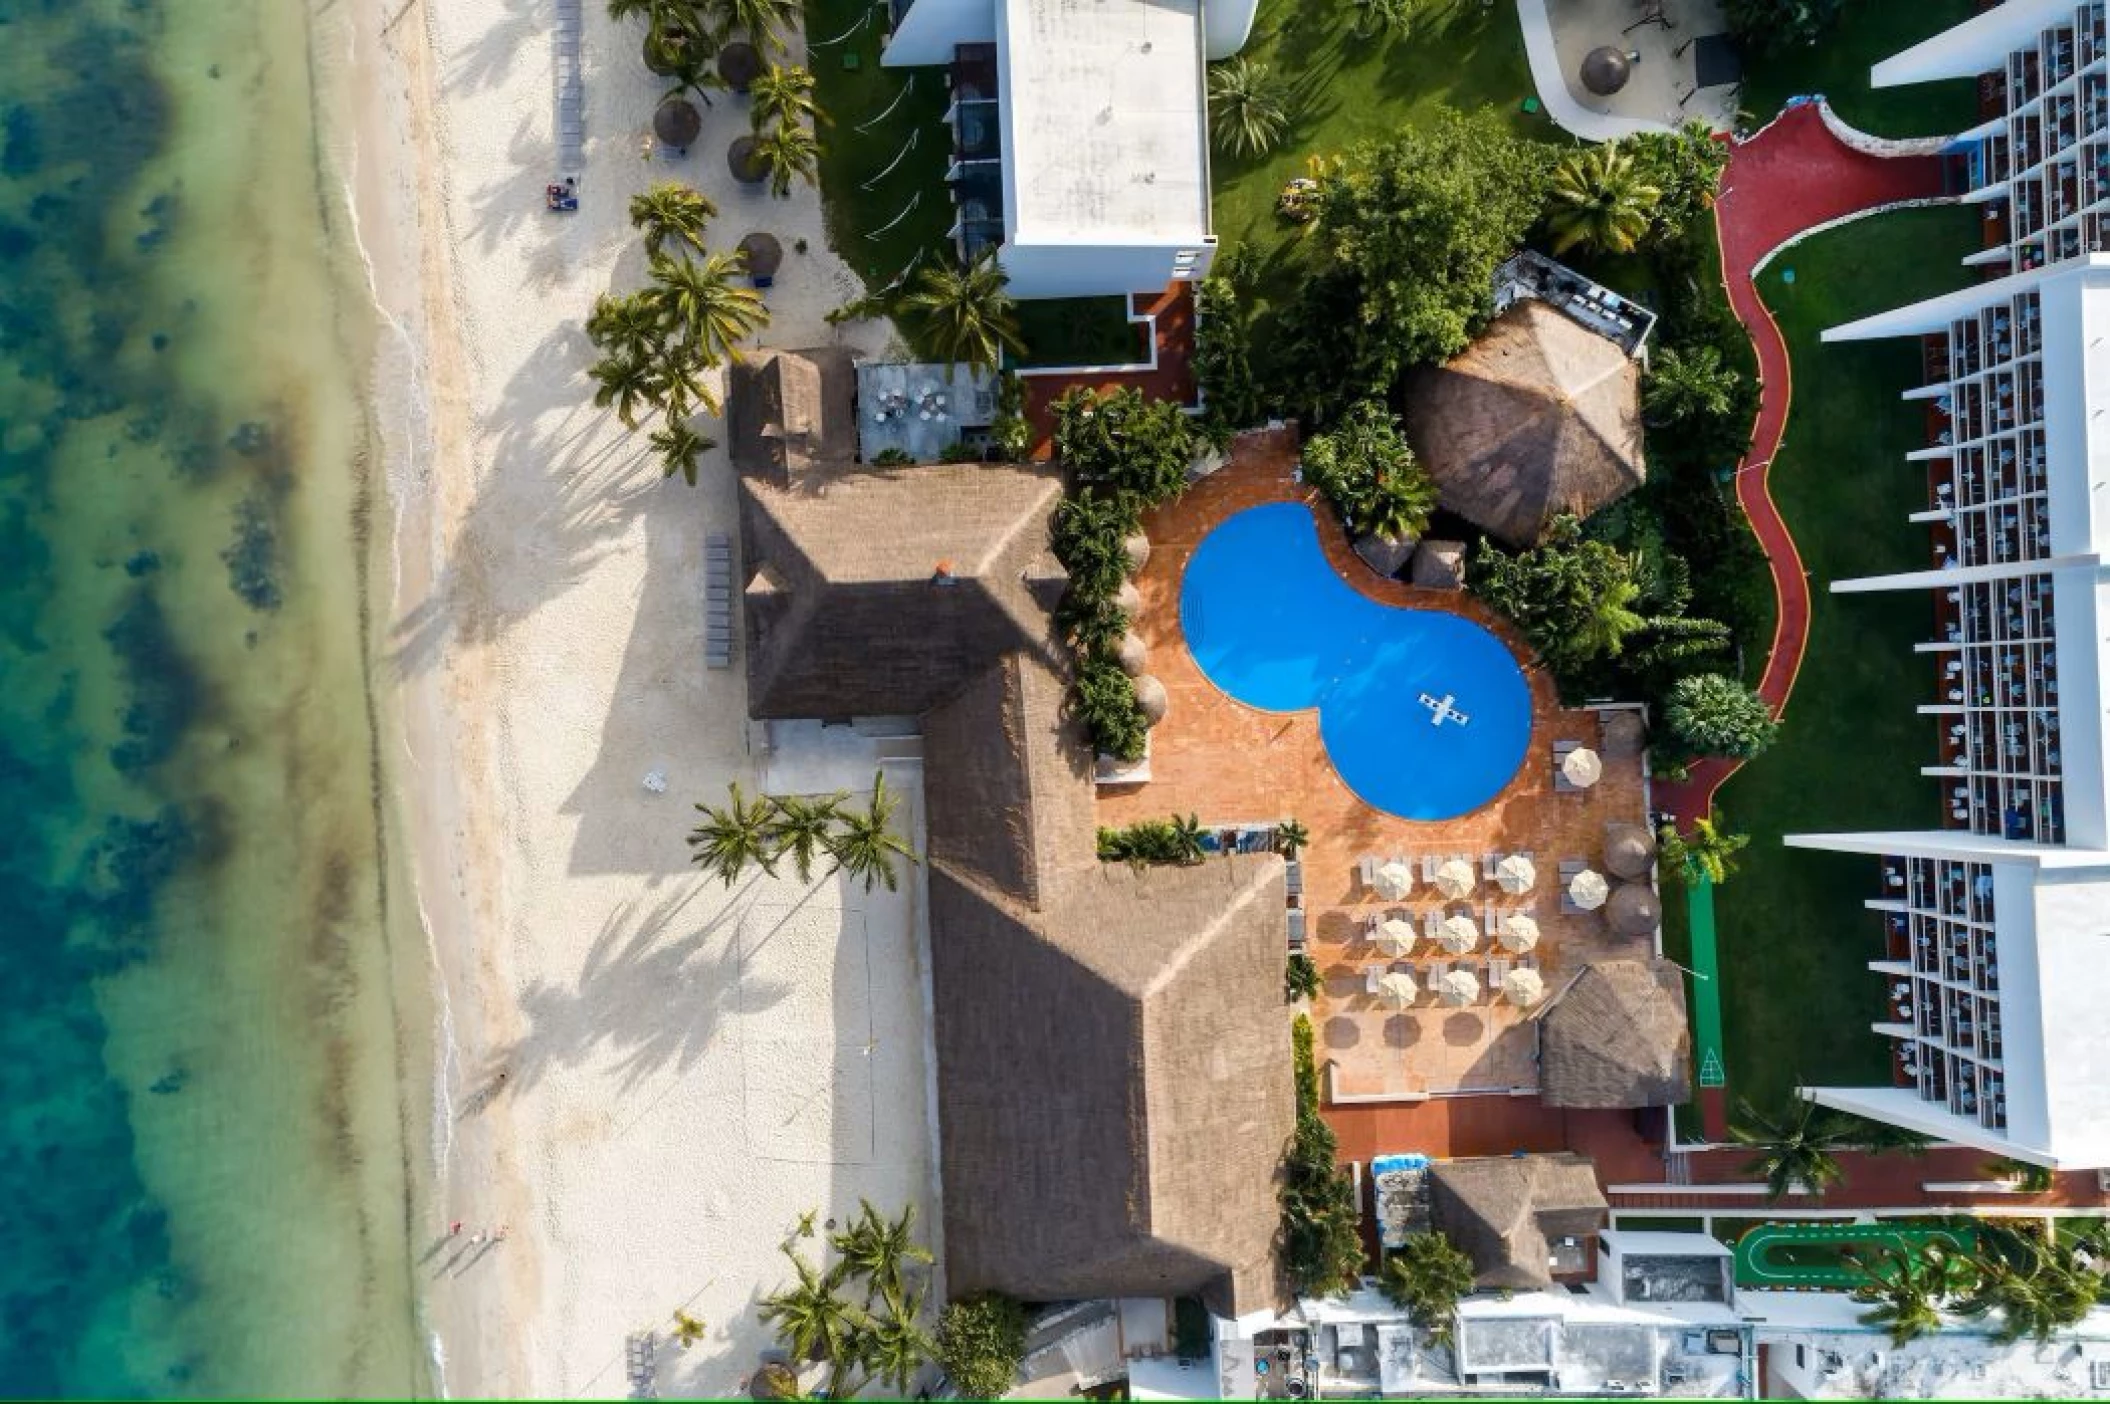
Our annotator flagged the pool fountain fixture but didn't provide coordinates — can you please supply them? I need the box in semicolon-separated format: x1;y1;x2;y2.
1419;691;1471;728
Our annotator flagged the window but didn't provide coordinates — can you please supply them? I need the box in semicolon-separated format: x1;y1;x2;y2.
2089;1359;2110;1389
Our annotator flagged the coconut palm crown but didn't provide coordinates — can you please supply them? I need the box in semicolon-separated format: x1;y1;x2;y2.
1544;142;1663;257
899;253;1027;374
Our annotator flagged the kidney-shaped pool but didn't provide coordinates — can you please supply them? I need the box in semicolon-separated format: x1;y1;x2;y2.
1179;502;1533;821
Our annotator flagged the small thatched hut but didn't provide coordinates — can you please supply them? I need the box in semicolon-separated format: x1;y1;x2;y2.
1604;881;1662;938
719;39;762;92
1428;1154;1607;1290
1538;959;1691;1108
1404;300;1644;546
654;96;702;150
1600;709;1647;759
737;232;783;281
1603;822;1657;880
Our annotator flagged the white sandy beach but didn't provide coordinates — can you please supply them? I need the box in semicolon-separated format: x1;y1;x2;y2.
342;0;942;1394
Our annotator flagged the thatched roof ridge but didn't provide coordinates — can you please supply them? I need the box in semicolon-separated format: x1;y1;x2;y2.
1429;1154;1607;1291
1403;301;1644;546
1539;959;1692;1108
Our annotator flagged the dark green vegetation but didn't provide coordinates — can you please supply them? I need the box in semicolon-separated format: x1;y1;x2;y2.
1737;0;1980;138
1728;1096;1927;1201
1282;1014;1365;1295
1709;205;1979;1107
1380;1233;1477;1343
936;1294;1029;1399
1301;400;1439;543
686;773;917;891
1096;814;1208;867
757;1201;938;1397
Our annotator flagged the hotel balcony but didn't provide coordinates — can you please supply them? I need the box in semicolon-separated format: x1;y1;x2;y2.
2012;47;2044;109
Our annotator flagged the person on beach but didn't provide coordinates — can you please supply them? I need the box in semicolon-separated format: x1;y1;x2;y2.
450;1220;463;1237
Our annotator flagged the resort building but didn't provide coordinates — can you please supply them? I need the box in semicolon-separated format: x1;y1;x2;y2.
729;350;1294;1313
1783;0;2110;1168
878;0;1256;297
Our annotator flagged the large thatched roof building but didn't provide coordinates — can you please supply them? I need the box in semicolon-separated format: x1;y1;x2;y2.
1429;1154;1608;1291
1404;301;1645;546
728;355;1295;1314
1538;960;1692;1109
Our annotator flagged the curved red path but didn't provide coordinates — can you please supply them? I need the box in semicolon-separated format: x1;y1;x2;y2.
1653;105;1948;829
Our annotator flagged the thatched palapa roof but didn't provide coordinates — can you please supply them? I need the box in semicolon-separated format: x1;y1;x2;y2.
1428;1154;1607;1291
1600;709;1647;758
654;96;702;149
1538;959;1692;1109
733;349;1068;718
1404;301;1645;547
1603;822;1657;880
1605;881;1662;938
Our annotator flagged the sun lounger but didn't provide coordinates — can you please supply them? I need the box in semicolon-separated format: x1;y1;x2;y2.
1364;964;1387;995
1285;859;1303;897
705;532;736;669
1421;853;1440;882
1358;854;1378;892
1288;908;1307;949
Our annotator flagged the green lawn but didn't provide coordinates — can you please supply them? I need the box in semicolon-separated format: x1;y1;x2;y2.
1707;205;1982;1110
1738;1;1981;138
1210;0;1556;268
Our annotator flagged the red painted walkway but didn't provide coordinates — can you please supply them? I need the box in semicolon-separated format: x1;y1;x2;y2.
1020;283;1197;457
1653;105;1948;829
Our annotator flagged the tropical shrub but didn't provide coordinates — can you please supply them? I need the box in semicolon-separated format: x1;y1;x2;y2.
1664;672;1780;759
1627;120;1730;241
1053;385;1198;508
1281;1014;1366;1295
1722;0;1843;55
1381;1233;1477;1342
1208;57;1293;160
1194;246;1264;436
1285;952;1322;1002
1097;815;1208;867
1657;811;1750;887
1072;657;1149;763
936;1294;1028;1399
1301;400;1438;543
1543;143;1662;257
1644;343;1742;426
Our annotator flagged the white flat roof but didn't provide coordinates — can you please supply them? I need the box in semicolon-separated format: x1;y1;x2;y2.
995;0;1211;245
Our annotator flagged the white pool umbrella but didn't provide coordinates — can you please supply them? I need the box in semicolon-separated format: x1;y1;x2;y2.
1437;968;1481;1007
1376;970;1418;1009
1434;858;1476;899
1374;861;1413;901
1376;918;1417;957
1437;914;1479;955
1495;853;1536;895
1498;911;1541;954
1562;747;1604;788
1569;868;1610;910
1503;966;1546;1007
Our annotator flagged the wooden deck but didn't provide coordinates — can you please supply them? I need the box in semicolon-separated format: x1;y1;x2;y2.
1097;429;1661;1102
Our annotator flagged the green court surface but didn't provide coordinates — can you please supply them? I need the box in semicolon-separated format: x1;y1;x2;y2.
1687;877;1726;1089
1731;1221;1979;1290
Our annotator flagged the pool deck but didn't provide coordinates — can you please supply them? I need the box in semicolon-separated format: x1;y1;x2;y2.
1098;429;1659;1102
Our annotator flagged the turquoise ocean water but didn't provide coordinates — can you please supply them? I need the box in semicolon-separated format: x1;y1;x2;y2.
1;0;429;1395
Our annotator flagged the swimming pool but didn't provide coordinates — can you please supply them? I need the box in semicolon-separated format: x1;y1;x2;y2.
1179;503;1533;821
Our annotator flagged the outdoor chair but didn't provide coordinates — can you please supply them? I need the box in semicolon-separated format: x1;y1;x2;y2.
1358;855;1379;892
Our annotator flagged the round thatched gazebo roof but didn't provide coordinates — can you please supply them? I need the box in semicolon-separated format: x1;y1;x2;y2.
1123;531;1151;571
728;133;764;183
654;96;702;150
719;40;763;92
1134;673;1168;726
738;231;783;279
1603;822;1657;880
1601;709;1646;758
1115;630;1149;677
1604;882;1661;939
1581;46;1632;96
1116;579;1142;616
1403;300;1645;547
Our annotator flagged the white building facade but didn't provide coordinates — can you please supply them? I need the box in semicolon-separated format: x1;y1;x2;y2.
880;0;1255;298
1786;1;2110;1168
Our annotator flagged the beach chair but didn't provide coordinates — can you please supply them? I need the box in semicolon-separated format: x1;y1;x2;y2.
1285;859;1304;897
1421;853;1441;883
1482;852;1499;882
1558;858;1585;916
1423;910;1447;944
1553;739;1581;793
1288;908;1307;951
1489;957;1511;988
1363;964;1387;995
1482;903;1498;937
1358;854;1378;892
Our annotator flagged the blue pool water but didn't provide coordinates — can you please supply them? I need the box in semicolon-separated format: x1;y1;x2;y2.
1180;503;1533;820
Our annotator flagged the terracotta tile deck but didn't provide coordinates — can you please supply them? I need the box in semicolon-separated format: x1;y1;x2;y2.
1097;429;1659;1104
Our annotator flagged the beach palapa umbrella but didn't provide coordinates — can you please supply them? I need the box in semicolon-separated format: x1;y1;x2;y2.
1376;918;1417;957
1503;966;1546;1007
1374;861;1413;901
1437;914;1479;955
1434;858;1476;899
1495;852;1536;895
1569;867;1610;910
654;96;703;151
718;39;763;93
1498;911;1540;954
737;231;783;281
1563;746;1604;788
1437;968;1481;1007
1376;970;1418;1009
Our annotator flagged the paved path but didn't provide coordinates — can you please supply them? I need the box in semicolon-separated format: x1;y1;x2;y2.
1653;103;1948;828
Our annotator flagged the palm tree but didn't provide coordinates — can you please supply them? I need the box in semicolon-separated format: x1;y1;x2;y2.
706;0;800;52
586;289;667;357
590;347;666;429
1170;812;1208;864
1206;57;1292;160
1361;466;1441;544
629;181;718;257
1348;0;1415;37
687;781;780;886
899;254;1026;374
830;1201;934;1305
1274;818;1309;858
853;1285;936;1394
768;792;847;884
1544;143;1663;257
1959;1223;2101;1343
671;1309;708;1348
750;64;817;132
1643;343;1741;425
1729;1096;1854;1200
751;119;821;198
1658;812;1751;887
827;771;919;893
649;414;717;486
759;1244;860;1363
648;249;771;368
1566;571;1648;665
1852;1243;1975;1346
